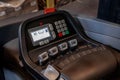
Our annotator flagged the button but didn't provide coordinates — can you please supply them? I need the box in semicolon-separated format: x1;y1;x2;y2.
58;21;61;24
39;41;44;46
61;20;65;23
44;39;49;44
56;25;60;29
52;31;56;39
65;30;69;35
58;42;68;51
59;25;63;28
38;52;49;65
63;23;67;27
68;39;78;47
64;27;68;30
49;47;58;56
58;32;63;37
57;29;61;33
61;28;64;32
55;22;58;26
49;24;54;31
62;32;66;36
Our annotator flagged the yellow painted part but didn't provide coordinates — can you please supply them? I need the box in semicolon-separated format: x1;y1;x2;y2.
46;0;55;8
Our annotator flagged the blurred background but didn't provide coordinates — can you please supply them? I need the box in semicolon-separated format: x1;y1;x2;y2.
0;0;99;20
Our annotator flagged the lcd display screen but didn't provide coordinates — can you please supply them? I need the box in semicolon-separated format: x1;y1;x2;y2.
30;27;51;42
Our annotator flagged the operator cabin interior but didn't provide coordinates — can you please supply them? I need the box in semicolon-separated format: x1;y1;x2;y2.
0;0;120;80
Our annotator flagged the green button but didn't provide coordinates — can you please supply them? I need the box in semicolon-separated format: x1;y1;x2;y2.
65;30;69;35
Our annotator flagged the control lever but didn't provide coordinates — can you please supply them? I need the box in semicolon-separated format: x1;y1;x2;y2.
42;65;59;80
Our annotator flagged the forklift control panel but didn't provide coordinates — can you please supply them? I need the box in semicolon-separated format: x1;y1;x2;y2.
19;11;115;80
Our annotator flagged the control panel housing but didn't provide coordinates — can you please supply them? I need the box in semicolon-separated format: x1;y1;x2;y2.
19;11;103;80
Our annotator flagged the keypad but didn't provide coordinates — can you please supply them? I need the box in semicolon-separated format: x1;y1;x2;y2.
54;19;69;37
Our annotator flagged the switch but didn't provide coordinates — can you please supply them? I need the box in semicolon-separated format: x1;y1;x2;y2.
58;42;68;51
38;52;49;65
68;39;78;48
49;47;58;56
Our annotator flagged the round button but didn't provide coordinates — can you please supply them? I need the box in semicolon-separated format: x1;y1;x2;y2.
55;22;58;26
61;28;64;32
58;21;61;24
65;30;70;35
62;32;66;36
58;32;63;37
57;29;61;33
56;25;60;29
64;27;68;30
63;23;67;27
61;20;65;23
59;25;63;28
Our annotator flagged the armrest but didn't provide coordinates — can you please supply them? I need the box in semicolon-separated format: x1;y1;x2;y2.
77;17;120;51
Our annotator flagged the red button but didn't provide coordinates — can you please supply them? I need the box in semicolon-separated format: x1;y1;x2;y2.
58;32;63;37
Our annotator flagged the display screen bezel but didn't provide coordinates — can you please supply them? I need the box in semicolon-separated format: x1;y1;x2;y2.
28;24;53;46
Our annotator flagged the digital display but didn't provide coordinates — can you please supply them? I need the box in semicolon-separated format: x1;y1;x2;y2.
31;27;51;42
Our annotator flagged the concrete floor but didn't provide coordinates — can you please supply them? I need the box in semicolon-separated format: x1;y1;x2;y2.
60;0;99;17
